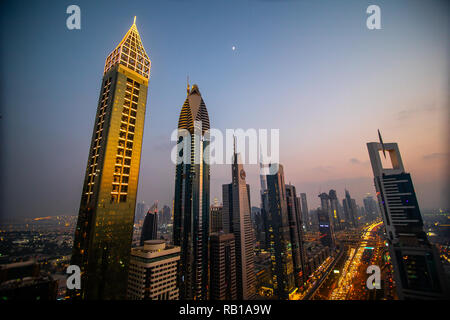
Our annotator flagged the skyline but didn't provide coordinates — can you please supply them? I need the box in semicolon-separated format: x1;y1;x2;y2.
1;0;449;220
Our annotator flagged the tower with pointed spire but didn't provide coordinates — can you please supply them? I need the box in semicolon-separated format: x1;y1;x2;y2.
173;83;210;300
70;18;151;299
222;143;257;299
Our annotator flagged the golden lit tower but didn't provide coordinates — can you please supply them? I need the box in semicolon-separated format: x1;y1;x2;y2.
70;18;151;300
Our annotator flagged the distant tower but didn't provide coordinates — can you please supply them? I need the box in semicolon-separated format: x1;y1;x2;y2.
363;194;378;221
210;232;237;300
140;202;158;246
328;190;342;231
318;193;335;249
173;83;210;300
285;185;308;287
222;148;257;300
343;189;357;228
367;137;449;299
70;18;151;299
299;193;310;231
264;164;295;299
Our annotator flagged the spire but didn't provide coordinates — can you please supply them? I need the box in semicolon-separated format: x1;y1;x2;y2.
187;75;190;96
378;129;386;158
133;16;136;25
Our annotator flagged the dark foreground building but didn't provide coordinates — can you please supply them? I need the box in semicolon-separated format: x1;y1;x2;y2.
367;138;449;299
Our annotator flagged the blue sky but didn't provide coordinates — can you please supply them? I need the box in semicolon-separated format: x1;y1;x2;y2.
0;0;448;218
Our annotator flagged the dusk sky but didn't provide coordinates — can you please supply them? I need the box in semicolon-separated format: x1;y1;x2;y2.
0;0;448;219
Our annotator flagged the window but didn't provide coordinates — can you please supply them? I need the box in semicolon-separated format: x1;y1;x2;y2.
120;195;127;202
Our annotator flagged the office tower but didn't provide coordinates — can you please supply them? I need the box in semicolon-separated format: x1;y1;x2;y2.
367;139;449;299
70;18;150;300
140;202;158;246
317;207;335;249
264;163;295;299
328;190;342;231
363;194;378;221
210;203;224;233
222;149;256;300
173;83;210;300
285;185;307;287
0;260;58;300
127;240;180;300
342;189;357;228
299;193;310;231
135;201;147;222
210;232;237;300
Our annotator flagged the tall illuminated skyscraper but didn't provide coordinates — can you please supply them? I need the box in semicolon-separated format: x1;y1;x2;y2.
173;83;210;300
222;149;257;300
263;163;295;299
367;138;448;299
70;18;151;300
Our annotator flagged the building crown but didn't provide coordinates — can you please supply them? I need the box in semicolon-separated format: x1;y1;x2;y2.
103;17;151;79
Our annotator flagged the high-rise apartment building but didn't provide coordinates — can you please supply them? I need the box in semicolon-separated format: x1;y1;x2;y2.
367;139;448;299
210;232;237;300
70;19;150;299
222;150;256;300
173;84;210;300
127;240;180;300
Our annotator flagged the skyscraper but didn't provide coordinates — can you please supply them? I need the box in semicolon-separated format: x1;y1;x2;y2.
343;189;357;228
70;18;150;299
210;232;237;300
135;201;147;222
299;193;310;231
318;193;335;249
328;190;342;231
317;208;335;249
285;185;307;288
222;149;256;300
140;202;158;246
264;164;295;299
367;139;449;299
363;194;378;221
173;83;210;300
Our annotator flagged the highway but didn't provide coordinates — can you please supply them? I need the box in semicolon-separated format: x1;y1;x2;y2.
302;249;345;300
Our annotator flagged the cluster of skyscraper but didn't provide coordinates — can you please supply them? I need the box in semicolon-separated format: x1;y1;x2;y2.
69;20;448;301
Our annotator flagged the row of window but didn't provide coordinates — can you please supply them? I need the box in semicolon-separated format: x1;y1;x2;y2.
84;77;112;202
110;77;140;203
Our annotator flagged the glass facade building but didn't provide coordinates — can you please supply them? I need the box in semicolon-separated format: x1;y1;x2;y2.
70;19;150;299
173;84;210;300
